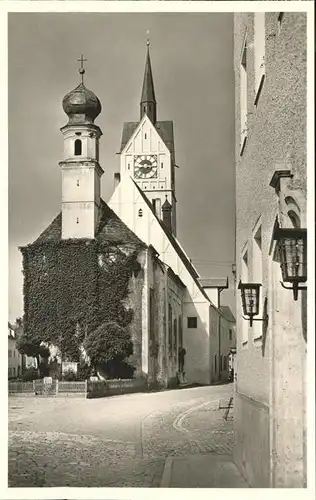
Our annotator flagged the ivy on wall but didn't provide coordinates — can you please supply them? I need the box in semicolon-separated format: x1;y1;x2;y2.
21;239;143;364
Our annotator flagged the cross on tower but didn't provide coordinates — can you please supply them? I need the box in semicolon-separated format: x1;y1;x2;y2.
77;54;87;83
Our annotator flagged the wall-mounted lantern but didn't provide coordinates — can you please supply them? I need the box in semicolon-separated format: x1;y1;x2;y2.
238;281;269;327
273;227;307;300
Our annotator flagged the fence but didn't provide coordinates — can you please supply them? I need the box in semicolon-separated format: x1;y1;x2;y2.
9;378;147;399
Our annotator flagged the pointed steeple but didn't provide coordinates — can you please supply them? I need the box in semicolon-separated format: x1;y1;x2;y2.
140;38;157;124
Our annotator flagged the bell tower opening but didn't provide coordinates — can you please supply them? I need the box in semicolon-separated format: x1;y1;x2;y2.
74;139;82;156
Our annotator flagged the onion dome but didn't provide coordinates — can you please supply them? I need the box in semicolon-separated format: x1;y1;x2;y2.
62;82;101;125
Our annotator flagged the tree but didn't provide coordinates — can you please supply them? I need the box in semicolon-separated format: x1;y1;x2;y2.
84;321;134;379
16;334;50;375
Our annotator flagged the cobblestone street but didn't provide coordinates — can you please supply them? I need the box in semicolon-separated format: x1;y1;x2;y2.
9;384;235;487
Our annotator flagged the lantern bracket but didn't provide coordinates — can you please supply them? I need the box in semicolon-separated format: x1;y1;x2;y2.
242;312;269;328
280;281;307;301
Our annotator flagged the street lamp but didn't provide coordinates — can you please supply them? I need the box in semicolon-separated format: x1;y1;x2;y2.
273;227;307;300
238;281;268;327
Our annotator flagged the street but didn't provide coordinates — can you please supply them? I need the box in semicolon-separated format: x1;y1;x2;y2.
8;383;241;487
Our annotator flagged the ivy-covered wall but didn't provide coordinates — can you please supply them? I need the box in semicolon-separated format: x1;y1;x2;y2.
21;238;143;366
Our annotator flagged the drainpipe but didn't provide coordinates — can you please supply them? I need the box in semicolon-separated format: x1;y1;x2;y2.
217;286;226;382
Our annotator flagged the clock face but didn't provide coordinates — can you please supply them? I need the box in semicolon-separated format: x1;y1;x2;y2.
134;155;158;179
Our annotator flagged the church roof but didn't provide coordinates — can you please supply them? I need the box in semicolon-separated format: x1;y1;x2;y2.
141;45;156;105
120;120;174;154
30;199;145;248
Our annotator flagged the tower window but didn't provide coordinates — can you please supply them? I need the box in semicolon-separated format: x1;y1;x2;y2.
75;132;81;136
138;209;143;218
76;217;79;224
128;164;130;170
161;162;164;169
145;133;147;139
77;180;80;187
74;139;82;156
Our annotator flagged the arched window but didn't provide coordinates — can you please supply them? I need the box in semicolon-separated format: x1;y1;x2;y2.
285;196;301;228
74;139;82;156
138;209;143;218
288;210;301;228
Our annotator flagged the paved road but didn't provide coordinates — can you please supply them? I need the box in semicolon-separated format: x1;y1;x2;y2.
8;384;234;487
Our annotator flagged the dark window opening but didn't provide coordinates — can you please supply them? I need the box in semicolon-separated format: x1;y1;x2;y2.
187;317;197;329
76;217;79;224
229;329;232;341
145;133;147;139
74;139;82;156
128;164;130;170
77;180;79;187
138;209;143;218
75;132;81;136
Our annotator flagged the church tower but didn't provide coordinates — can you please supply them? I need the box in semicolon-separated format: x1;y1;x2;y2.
119;41;177;236
59;56;104;239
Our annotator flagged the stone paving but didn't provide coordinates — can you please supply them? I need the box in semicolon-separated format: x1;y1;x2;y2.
8;384;234;487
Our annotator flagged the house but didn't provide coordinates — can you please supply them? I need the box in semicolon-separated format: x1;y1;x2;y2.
234;12;307;487
8;322;23;379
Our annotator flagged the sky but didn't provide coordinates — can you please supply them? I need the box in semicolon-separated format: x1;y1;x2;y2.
8;12;235;322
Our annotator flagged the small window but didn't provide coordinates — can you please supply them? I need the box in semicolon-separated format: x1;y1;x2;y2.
161;185;163;189
229;329;232;341
9;349;12;357
75;132;81;136
76;217;79;224
138;209;143;218
187;317;197;328
128;164;130;170
161;162;164;169
74;139;82;156
77;180;80;187
144;133;147;139
214;355;217;372
13;367;16;376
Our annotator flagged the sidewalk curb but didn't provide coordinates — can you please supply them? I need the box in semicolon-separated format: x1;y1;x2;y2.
160;457;173;487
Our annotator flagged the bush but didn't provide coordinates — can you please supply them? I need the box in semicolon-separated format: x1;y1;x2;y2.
77;362;91;381
22;367;40;381
62;370;78;381
84;321;134;379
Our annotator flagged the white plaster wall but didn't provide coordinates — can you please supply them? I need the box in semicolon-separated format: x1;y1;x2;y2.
202;288;218;307
62;202;96;239
183;297;211;384
109;176;214;385
62;168;97;203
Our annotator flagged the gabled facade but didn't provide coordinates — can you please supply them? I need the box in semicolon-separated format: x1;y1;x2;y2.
119;43;177;235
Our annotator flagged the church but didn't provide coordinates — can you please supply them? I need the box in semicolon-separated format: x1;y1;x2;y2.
20;42;235;387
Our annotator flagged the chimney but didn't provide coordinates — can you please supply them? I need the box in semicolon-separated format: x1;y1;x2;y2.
114;172;121;190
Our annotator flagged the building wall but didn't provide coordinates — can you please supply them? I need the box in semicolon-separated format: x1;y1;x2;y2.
234;12;307;487
8;335;23;378
109;176;215;385
219;316;236;382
